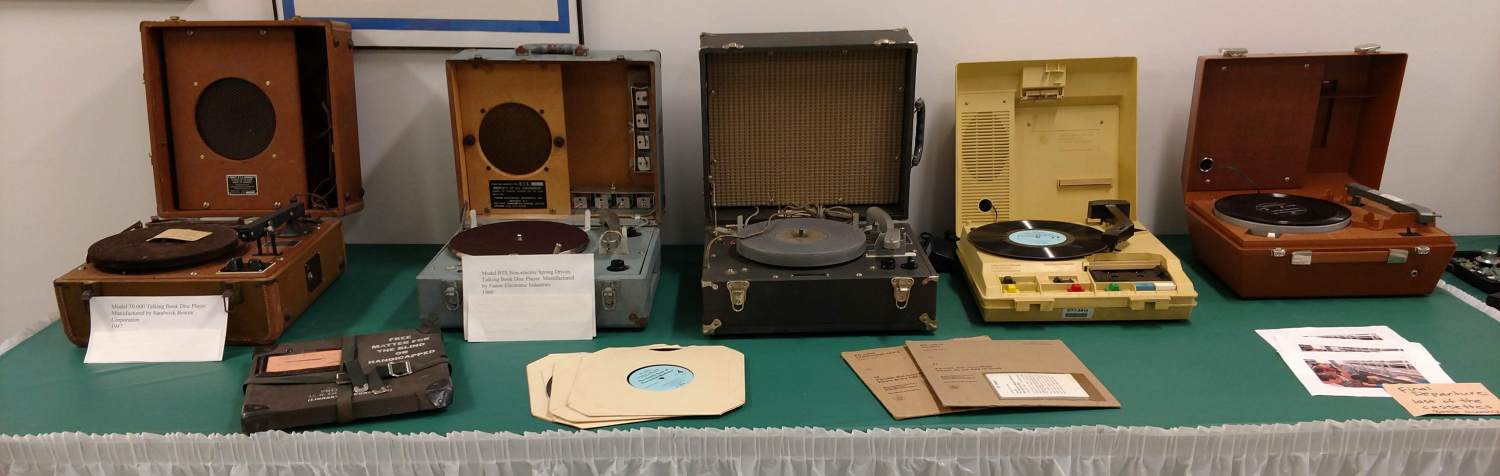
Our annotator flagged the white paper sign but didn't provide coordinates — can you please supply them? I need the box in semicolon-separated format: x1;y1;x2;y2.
987;373;1090;399
462;254;595;342
84;296;228;363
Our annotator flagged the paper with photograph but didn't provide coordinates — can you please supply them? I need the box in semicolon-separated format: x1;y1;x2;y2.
1271;337;1434;362
1284;350;1453;397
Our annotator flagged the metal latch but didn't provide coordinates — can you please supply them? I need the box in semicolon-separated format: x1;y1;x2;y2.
600;281;619;310
892;277;914;310
1415;245;1431;255
1272;247;1287;257
726;280;749;312
1387;249;1409;264
1354;43;1381;54
1291;250;1313;266
1219;47;1249;57
442;284;461;311
918;313;937;331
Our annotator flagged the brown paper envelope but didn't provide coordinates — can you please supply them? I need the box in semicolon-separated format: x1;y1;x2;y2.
841;336;991;419
549;354;670;424
905;339;1119;409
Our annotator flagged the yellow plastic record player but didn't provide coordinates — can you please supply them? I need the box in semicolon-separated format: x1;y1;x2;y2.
953;57;1196;322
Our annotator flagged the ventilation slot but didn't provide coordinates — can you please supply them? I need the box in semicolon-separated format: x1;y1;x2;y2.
956;92;1015;230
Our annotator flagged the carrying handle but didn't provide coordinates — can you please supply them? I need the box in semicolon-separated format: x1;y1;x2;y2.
515;43;589;57
911;98;926;167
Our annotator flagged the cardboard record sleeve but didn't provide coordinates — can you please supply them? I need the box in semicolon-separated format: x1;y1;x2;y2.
567;345;745;417
240;328;453;433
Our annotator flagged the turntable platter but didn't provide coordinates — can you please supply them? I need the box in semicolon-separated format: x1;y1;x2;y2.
1213;193;1351;234
968;220;1108;261
736;218;866;267
87;223;241;272
448;220;589;256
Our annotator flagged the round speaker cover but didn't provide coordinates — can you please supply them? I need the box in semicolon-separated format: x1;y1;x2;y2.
736;218;867;267
87;223;241;272
447;220;589;257
478;103;553;176
967;220;1108;261
196;77;276;160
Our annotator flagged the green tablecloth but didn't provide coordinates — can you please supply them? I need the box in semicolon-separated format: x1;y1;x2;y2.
2;236;1496;435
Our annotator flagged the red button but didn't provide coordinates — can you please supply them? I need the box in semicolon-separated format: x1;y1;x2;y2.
1068;283;1085;292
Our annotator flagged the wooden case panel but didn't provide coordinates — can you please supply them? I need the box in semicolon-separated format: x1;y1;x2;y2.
448;61;571;215
55;220;347;346
1182;52;1407;193
1186;208;1453;297
161;27;307;213
142;20;363;218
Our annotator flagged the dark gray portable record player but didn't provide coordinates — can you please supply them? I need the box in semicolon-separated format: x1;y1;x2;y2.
416;45;665;329
697;29;938;335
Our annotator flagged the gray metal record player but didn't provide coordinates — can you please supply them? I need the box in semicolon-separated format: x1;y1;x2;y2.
418;46;665;330
417;213;661;328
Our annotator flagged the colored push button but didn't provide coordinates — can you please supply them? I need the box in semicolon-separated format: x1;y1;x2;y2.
1003;284;1020;293
1067;283;1085;292
1134;282;1156;291
1105;283;1121;292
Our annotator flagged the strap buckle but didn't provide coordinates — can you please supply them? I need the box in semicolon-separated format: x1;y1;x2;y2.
386;360;413;377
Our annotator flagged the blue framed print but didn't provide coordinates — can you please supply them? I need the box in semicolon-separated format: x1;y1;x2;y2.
273;0;582;48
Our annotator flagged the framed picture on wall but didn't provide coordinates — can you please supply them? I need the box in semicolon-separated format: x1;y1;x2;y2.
272;0;582;48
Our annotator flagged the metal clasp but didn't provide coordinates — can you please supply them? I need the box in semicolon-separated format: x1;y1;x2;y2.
385;361;413;378
442;284;461;311
1219;47;1249;58
1387;249;1409;264
892;277;914;310
726;281;749;312
600;281;618;311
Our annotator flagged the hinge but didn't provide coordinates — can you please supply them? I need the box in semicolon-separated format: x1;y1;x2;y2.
442;283;461;311
600;281;619;310
721;42;744;49
892;277;914;310
702;318;723;335
1354;43;1381;55
726;280;749;312
873;38;896;46
1218;47;1248;58
1019;64;1066;101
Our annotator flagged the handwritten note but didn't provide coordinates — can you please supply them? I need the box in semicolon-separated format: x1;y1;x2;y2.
84;295;228;363
1384;383;1500;416
461;254;595;342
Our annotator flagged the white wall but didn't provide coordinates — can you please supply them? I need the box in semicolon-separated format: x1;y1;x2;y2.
3;0;1498;339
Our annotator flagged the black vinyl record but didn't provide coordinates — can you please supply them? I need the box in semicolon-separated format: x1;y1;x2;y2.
968;220;1107;261
1213;193;1351;227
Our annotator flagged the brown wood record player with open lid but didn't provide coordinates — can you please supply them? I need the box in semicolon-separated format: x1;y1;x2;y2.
1182;45;1455;298
52;19;363;347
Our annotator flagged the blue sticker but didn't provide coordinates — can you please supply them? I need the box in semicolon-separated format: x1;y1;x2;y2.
627;365;694;391
1008;229;1068;247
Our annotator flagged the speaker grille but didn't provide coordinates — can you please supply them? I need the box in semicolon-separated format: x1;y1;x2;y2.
478;103;553;176
196;77;276;161
956;91;1015;227
706;49;906;207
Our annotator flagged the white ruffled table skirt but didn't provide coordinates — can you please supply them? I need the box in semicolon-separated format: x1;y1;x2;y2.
3;419;1497;475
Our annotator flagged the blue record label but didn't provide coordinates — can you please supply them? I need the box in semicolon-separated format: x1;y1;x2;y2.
1007;229;1068;247
627;364;695;391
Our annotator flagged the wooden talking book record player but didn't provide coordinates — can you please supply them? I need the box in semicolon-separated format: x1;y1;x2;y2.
954;57;1197;322
1182;45;1455;298
415;45;665;329
54;19;362;346
697;30;939;335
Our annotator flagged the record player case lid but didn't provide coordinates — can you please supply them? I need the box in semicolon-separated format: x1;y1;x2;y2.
699;29;920;223
1181;49;1407;194
140;18;363;219
952;57;1137;232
